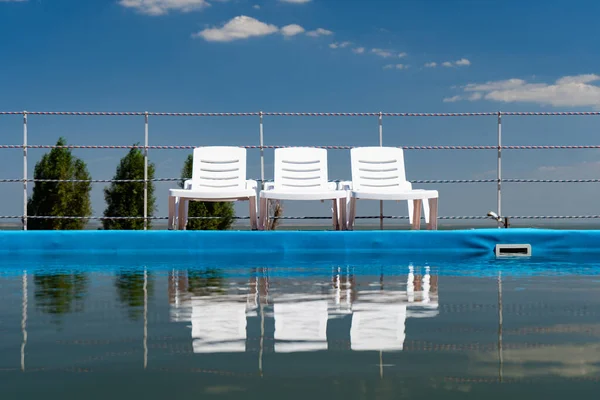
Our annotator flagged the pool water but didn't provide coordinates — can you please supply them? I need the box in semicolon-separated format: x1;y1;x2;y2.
1;257;600;399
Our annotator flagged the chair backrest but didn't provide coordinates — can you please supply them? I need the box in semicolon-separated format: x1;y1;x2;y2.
350;147;411;192
273;147;329;191
191;146;247;191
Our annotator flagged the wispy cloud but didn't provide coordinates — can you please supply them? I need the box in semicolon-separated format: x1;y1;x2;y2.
306;28;333;37
371;48;407;59
253;4;260;9
443;74;600;108
329;41;352;49
352;47;365;54
119;0;211;16
281;24;305;37
192;15;279;42
442;58;471;68
371;48;394;58
424;62;437;68
278;0;311;3
0;0;28;2
383;64;408;70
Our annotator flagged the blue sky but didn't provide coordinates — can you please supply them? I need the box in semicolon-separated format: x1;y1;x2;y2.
2;0;600;226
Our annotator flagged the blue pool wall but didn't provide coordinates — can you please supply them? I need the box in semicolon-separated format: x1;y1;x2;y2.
1;229;600;258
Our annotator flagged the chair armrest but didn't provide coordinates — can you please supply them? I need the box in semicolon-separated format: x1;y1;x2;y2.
264;182;275;191
184;180;193;190
338;181;353;190
246;180;258;190
327;181;338;191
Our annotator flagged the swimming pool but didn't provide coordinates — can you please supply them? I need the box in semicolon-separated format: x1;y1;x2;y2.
1;230;600;399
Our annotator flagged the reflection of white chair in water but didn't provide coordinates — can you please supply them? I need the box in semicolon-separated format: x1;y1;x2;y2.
274;300;328;353
349;265;438;351
191;298;248;353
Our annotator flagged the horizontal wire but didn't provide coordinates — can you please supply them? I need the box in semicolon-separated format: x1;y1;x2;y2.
3;144;600;150
1;178;599;184
2;111;600;116
3;215;600;220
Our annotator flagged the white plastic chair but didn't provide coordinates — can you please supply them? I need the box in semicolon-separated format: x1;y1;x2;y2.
168;146;258;230
259;147;347;230
340;147;439;230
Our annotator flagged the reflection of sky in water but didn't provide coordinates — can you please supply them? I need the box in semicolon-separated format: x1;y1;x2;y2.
1;260;600;399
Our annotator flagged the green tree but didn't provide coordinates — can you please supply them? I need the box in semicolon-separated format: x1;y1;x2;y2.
179;154;235;230
34;273;88;322
27;137;92;230
114;270;154;321
103;146;156;230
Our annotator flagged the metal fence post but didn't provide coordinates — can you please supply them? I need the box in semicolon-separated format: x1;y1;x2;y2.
497;112;502;227
144;112;149;231
23;111;27;231
259;111;265;188
379;112;384;230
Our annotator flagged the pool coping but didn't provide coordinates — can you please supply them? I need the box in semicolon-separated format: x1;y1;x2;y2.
1;229;599;257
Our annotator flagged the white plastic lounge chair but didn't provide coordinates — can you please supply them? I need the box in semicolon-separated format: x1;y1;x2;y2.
259;147;347;230
340;147;439;230
168;146;258;230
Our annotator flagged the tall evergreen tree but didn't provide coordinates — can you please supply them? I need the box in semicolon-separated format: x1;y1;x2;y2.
114;269;154;321
179;154;235;230
103;146;156;230
27;137;92;230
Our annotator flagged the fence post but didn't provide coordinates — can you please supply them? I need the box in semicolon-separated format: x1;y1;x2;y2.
259;111;265;188
23;111;27;231
497;111;502;227
379;112;384;230
144;112;149;231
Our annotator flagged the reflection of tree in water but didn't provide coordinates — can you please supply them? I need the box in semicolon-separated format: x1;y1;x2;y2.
34;273;88;320
115;270;154;321
187;269;225;296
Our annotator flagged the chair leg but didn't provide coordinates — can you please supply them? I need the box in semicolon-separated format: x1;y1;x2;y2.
407;201;414;225
332;199;339;231
249;197;258;231
168;196;176;230
423;197;431;224
411;199;422;230
348;197;357;231
178;199;188;230
340;197;347;231
259;197;268;230
427;198;438;230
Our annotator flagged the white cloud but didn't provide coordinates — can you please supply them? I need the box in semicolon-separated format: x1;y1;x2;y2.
424;62;437;68
384;64;408;70
353;47;365;54
193;15;279;42
371;48;394;58
0;0;28;2
253;4;260;9
278;0;311;3
118;0;211;15
329;41;352;49
443;95;461;103
281;24;305;37
306;28;333;37
446;74;600;108
398;52;407;58
441;58;471;67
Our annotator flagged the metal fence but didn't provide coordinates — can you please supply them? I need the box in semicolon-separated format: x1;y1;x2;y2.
2;110;600;230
